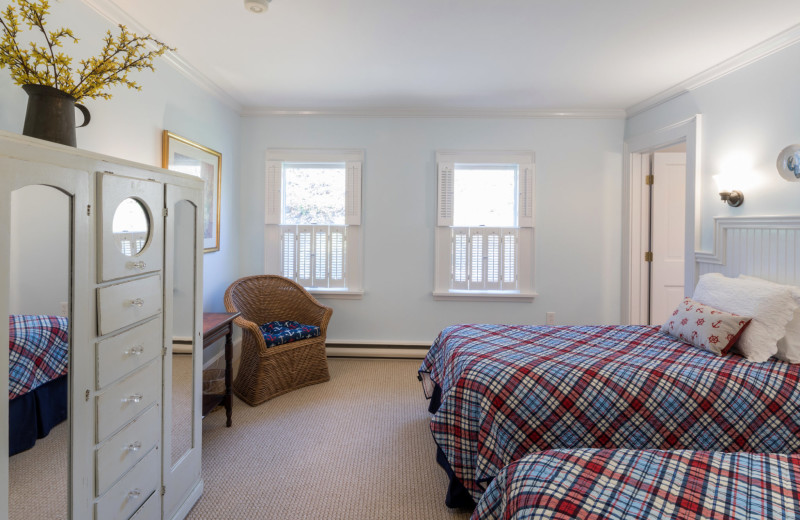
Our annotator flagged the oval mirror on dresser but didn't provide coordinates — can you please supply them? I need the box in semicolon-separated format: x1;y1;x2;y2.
112;198;151;257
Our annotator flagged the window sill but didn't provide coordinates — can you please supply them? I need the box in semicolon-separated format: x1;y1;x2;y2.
432;290;537;302
308;289;364;300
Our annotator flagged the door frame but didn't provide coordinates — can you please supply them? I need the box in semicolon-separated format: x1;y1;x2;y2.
621;115;702;324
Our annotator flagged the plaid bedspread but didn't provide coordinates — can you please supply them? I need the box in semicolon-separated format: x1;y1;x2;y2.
9;314;69;400
419;324;800;502
473;449;800;520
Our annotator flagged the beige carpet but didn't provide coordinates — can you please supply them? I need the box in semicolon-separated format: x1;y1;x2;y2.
191;357;472;520
7;358;472;519
9;420;69;520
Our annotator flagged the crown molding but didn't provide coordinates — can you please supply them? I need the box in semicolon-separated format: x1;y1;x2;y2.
80;0;242;113
627;23;800;118
241;106;626;119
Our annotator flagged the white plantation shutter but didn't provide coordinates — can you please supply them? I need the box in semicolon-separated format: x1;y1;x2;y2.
470;233;483;284
437;162;455;226
518;163;535;228
296;226;313;285
502;230;516;286
280;227;296;278
486;231;501;288
452;229;469;290
446;227;519;291
314;229;327;283
345;161;362;226
265;160;282;224
329;226;346;288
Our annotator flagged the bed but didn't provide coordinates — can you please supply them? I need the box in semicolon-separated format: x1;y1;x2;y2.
9;314;69;456
473;448;800;520
419;323;800;507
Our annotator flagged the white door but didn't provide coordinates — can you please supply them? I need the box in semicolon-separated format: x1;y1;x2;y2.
649;152;686;324
162;183;204;520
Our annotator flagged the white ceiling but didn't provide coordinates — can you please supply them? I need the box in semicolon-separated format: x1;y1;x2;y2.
90;0;800;113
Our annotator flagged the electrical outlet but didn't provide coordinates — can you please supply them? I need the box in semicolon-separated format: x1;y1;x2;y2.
546;312;555;325
59;301;68;317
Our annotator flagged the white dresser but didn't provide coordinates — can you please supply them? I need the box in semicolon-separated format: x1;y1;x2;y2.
0;131;204;520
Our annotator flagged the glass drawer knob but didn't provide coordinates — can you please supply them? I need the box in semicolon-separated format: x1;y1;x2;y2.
126;441;142;452
125;345;144;356
130;298;144;307
128;489;142;500
123;393;143;404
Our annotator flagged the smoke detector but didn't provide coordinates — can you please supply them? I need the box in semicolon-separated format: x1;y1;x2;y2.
245;0;271;13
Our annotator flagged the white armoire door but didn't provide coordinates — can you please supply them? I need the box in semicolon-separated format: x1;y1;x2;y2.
0;158;93;519
650;152;686;325
162;183;203;520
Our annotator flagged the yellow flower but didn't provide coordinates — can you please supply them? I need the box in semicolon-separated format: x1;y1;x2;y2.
0;0;173;102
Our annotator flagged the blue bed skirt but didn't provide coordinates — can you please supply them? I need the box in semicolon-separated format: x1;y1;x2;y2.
9;375;68;456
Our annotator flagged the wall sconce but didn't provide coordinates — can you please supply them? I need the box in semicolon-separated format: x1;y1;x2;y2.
713;174;744;207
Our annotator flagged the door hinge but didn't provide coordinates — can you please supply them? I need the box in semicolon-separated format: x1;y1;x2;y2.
161;485;166;496
644;251;653;262
85;389;90;401
87;204;92;216
163;207;169;217
162;347;167;357
645;174;654;185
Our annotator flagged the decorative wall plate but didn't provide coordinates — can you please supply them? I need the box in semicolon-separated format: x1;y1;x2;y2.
777;144;800;182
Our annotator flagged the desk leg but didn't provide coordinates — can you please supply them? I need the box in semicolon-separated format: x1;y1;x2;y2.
225;326;233;427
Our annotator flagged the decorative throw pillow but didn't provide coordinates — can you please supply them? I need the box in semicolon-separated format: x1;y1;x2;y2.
739;275;800;363
692;273;798;362
259;320;321;348
661;297;751;355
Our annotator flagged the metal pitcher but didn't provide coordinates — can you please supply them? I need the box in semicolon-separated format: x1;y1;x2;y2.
22;84;91;147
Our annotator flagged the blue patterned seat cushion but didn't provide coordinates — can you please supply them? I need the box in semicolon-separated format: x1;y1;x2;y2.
259;320;321;348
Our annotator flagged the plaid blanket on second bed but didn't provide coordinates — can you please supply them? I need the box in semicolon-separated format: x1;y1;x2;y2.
9;314;69;399
474;449;800;520
419;324;800;503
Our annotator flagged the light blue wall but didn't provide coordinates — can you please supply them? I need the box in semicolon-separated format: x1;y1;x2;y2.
240;115;625;343
0;0;241;313
626;41;800;253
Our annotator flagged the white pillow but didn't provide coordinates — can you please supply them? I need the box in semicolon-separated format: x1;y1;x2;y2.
738;275;800;363
692;273;798;362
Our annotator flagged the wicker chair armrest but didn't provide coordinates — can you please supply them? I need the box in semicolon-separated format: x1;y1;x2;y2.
294;297;333;335
232;314;268;351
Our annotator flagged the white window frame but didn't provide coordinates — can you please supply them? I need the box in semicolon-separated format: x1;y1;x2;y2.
265;149;364;299
433;150;536;301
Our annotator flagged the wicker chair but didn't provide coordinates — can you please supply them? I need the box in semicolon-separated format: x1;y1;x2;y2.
224;275;332;406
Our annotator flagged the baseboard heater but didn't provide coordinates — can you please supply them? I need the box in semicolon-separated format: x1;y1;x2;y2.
325;340;430;359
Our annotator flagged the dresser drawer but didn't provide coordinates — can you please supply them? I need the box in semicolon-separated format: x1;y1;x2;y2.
129;490;160;520
97;318;162;389
96;404;160;495
97;275;162;336
95;446;159;520
96;360;160;442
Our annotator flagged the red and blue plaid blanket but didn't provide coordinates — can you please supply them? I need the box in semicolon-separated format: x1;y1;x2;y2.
473;449;800;520
419;324;800;503
9;314;69;400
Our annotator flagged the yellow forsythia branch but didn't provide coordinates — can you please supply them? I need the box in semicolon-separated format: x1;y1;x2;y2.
0;0;173;101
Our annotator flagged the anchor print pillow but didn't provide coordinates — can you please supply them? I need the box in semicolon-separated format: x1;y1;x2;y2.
661;297;752;356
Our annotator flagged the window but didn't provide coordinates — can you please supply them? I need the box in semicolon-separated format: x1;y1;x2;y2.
265;150;363;297
434;151;535;300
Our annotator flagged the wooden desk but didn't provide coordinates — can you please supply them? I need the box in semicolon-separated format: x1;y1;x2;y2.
202;312;240;427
